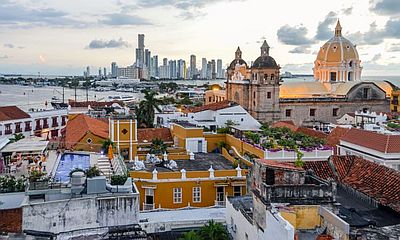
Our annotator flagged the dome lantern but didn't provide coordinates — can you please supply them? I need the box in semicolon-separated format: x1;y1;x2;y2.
335;20;342;37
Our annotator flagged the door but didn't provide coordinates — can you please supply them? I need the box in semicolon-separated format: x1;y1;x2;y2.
198;140;203;153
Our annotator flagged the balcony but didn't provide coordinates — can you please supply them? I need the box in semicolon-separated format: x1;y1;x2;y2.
143;203;155;211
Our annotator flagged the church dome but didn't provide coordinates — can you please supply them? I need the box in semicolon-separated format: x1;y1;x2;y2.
313;20;362;82
228;47;248;69
316;20;359;63
252;56;278;68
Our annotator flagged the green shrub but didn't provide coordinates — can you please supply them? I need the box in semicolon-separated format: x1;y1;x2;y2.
111;175;128;185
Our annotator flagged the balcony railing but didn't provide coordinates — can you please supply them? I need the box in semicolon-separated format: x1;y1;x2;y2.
214;200;226;207
4;130;12;135
35;125;42;131
15;128;22;133
43;123;49;129
25;127;32;132
143;203;155;211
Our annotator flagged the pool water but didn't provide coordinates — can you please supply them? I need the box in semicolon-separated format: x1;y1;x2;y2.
54;153;90;183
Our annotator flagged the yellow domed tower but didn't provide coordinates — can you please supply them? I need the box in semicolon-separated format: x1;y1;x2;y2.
313;20;362;82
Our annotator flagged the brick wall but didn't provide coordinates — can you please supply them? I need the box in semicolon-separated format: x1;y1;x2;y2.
0;208;22;233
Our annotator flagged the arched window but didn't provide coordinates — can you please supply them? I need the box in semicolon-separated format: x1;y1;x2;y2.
349;61;353;67
264;74;268;81
271;74;275;80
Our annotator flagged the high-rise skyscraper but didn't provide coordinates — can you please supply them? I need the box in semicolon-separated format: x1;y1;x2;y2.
98;67;102;77
177;59;186;79
111;62;117;78
169;60;177;79
86;66;90;77
153;55;159;77
217;59;222;79
201;58;207;79
135;34;145;68
103;67;107;77
190;55;196;79
211;59;216;79
145;49;151;68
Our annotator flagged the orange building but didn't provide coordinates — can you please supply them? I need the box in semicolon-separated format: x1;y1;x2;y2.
130;153;247;210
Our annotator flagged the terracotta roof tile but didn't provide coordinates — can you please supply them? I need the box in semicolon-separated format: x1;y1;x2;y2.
326;127;351;147
341;128;400;153
0;106;30;121
184;100;238;113
305;155;400;213
65;114;109;149
137;128;172;143
303;161;335;180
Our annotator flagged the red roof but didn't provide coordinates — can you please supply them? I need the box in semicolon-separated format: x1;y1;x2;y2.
341;128;400;153
137;128;173;143
184;100;237;113
326;127;351;147
0;106;30;121
259;159;304;171
65;114;109;149
305;156;400;213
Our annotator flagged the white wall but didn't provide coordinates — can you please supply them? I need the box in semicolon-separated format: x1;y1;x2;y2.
226;199;294;240
186;138;207;153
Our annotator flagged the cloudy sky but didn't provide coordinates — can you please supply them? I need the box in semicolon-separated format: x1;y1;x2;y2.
0;0;399;76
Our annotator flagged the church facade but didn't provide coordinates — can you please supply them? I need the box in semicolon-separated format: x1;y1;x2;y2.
225;21;392;126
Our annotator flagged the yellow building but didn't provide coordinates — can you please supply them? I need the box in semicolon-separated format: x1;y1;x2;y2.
130;153;248;210
204;84;226;105
391;89;400;112
109;115;137;160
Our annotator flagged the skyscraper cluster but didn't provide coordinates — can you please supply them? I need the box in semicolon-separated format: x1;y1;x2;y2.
108;34;225;80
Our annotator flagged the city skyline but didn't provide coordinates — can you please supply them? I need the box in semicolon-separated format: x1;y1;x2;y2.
0;0;399;76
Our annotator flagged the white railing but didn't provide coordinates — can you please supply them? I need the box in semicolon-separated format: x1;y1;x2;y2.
264;148;333;161
143;203;155;211
214;200;226;207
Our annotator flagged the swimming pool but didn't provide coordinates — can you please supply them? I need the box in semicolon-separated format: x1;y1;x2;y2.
54;153;90;183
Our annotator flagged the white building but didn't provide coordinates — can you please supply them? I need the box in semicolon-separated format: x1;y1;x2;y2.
0;106;68;142
155;101;261;132
338;127;400;171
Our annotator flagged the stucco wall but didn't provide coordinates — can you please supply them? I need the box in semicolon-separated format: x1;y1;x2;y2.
23;194;139;235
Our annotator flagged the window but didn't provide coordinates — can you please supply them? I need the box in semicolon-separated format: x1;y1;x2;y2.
253;101;256;107
253;91;256;98
394;106;398;112
5;124;12;135
241;118;244;122
15;122;21;133
363;88;369;99
86;138;92;144
216;186;225;202
330;72;337;81
233;186;241;196
333;108;339;117
25;121;31;131
285;109;292;117
270;74;275;80
310;108;316;117
209;97;212;103
363;108;368;113
193;187;201;203
267;92;271;99
61;116;66;126
43;118;49;128
173;188;182;203
52;117;58;127
145;188;154;204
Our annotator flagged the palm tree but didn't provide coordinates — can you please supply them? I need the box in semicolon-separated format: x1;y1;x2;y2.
199;220;228;240
136;90;162;128
101;138;114;154
149;138;167;155
179;231;202;240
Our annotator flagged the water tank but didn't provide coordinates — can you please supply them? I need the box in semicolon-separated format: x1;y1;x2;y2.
71;171;85;187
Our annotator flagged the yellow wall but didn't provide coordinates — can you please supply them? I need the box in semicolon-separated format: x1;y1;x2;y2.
391;90;400;112
72;132;106;152
134;179;246;210
280;205;321;230
130;169;247;210
111;118;137;159
171;124;204;149
204;134;226;152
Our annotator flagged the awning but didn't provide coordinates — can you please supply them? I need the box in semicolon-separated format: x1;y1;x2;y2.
1;137;48;154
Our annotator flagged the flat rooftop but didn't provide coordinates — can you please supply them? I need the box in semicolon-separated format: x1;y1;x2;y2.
171;121;199;128
139;153;235;173
228;195;253;223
